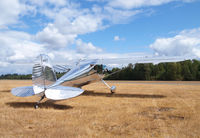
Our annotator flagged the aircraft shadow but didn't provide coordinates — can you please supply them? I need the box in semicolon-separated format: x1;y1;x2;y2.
6;101;73;110
82;91;166;99
0;90;11;93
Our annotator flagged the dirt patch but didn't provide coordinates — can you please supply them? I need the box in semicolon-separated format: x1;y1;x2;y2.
168;115;185;120
158;107;175;112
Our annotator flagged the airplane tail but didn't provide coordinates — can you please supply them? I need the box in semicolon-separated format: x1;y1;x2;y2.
32;55;85;100
32;54;57;94
11;54;84;101
11;86;35;97
11;54;57;97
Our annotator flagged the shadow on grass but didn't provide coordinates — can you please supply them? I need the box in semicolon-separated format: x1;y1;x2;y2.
0;90;11;93
6;101;73;110
82;90;166;99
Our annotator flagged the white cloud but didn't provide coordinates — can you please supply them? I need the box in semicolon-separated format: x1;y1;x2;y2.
114;35;125;41
35;6;104;49
0;0;24;28
54;12;104;35
108;0;195;9
87;0;195;9
114;36;120;41
36;23;77;49
0;30;44;63
76;39;102;54
0;64;32;74
108;0;172;9
34;2;138;50
150;27;200;57
0;0;37;28
103;6;141;24
28;0;68;7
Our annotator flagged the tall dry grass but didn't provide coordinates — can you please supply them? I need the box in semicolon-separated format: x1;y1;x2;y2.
0;80;200;137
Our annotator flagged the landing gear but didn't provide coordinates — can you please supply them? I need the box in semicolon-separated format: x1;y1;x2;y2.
101;79;116;94
110;86;116;94
35;94;45;109
34;104;39;109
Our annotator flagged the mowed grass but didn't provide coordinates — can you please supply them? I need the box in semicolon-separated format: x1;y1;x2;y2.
0;80;200;137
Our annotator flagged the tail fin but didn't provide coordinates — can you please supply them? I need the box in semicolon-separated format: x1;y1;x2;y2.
32;54;57;94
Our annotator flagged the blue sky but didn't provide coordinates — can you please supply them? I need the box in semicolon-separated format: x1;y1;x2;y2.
0;0;200;74
79;1;200;53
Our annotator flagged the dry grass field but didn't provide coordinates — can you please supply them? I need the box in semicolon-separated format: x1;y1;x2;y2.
0;80;200;138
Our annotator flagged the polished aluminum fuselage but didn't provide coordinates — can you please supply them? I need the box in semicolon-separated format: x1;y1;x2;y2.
61;69;104;87
52;60;104;88
32;54;104;92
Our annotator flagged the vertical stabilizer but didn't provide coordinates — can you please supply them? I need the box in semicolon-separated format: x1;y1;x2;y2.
32;54;57;94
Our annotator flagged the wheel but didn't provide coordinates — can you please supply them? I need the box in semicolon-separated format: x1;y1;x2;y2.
110;86;116;94
111;90;115;94
34;105;39;109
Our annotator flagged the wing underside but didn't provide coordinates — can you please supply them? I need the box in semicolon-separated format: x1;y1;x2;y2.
45;85;84;100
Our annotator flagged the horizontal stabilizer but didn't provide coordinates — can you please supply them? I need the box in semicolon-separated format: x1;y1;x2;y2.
45;85;84;100
11;86;35;97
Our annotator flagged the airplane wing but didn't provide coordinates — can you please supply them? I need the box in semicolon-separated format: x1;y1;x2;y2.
49;59;97;87
53;55;199;69
45;85;84;100
95;55;199;67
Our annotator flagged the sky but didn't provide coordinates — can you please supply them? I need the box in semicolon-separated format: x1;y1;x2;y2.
0;0;200;74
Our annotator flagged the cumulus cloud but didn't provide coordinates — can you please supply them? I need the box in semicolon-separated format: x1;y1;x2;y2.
76;39;102;54
0;0;24;28
34;1;136;50
108;0;173;9
35;5;105;50
114;36;120;41
150;28;200;57
0;31;44;63
54;11;104;35
114;35;125;41
0;0;37;29
36;23;77;49
108;0;195;9
103;6;141;24
87;0;195;9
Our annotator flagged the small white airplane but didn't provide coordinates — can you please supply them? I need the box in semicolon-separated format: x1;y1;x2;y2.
11;54;198;108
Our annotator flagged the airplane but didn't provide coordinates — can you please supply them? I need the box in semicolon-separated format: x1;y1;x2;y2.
11;54;198;109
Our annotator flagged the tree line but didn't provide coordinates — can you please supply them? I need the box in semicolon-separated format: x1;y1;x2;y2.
0;74;32;80
0;60;199;80
104;60;200;81
0;73;64;80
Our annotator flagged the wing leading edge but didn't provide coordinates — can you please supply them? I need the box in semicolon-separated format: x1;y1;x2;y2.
96;56;198;66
